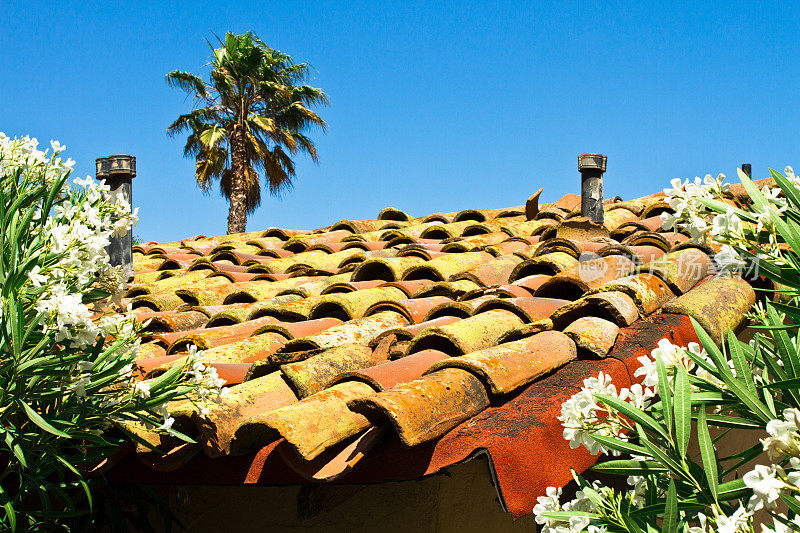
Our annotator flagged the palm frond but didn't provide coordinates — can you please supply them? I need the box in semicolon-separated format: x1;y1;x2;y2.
198;124;228;149
165;71;209;98
263;145;296;195
195;147;227;192
166;108;219;137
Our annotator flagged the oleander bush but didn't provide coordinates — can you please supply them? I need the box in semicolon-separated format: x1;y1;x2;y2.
0;134;224;531
534;168;800;532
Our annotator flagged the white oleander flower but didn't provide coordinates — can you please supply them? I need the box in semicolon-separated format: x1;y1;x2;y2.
118;363;134;380
743;464;787;511
786;457;800;487
715;245;747;274
133;382;151;399
619;383;655;410
761;408;800;460
687;513;711;533
785;166;800;189
28;265;47;287
634;338;696;388
70;375;91;398
627;474;647;507
559;371;627;455
50;140;65;153
158;416;175;433
534;484;604;533
711;210;743;239
713;505;751;533
533;486;562;526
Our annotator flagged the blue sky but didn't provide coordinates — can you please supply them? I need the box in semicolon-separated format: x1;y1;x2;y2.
2;1;799;242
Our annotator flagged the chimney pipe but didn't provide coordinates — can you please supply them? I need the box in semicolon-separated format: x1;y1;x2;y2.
96;155;136;270
742;163;751;179
578;153;606;224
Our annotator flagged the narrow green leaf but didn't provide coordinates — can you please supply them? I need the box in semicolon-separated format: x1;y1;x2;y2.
630;501;708;518
683;478;747;503
728;332;754;391
595;393;671;442
728;376;775;422
770;168;800;209
763;376;800;389
591;435;651;457
690;318;728;375
591;459;668;475
0;484;15;533
697;413;762;429
3;429;26;468
737;167;770;210
767;304;800;378
721;443;764;477
663;479;678;533
773;213;800;257
696;408;719;504
780;493;800;515
691;318;775;422
540;511;597;521
637;428;694;485
674;366;691;458
18;400;70;438
657;354;673;438
620;511;647;533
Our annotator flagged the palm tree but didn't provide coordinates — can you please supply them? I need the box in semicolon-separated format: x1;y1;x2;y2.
167;32;328;234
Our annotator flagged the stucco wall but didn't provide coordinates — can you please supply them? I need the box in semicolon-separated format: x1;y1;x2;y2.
158;457;538;532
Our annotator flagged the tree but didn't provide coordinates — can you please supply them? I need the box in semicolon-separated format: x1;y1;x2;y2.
167;32;328;234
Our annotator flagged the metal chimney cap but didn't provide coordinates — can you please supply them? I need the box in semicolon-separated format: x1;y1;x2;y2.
96;155;136;178
578;153;607;173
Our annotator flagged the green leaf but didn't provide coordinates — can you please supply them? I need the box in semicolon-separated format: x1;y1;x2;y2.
2;428;26;468
663;479;678;533
737;167;770;210
591;435;651;457
595;393;671;442
716;478;748;501
18;400;70;438
693;322;774;423
696;196;752;221
780;492;800;515
637;427;694;485
657;354;673;438
674;365;691;458
697;413;762;429
696;407;718;503
540;511;597;521
770;168;800;209
763;377;800;389
728;332;754;391
0;484;16;533
630;501;708;518
767;304;800;378
773;213;800;257
721;443;764;477
620;511;647;533
591;459;668;475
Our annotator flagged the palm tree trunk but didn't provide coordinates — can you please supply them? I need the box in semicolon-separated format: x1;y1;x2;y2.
227;126;248;234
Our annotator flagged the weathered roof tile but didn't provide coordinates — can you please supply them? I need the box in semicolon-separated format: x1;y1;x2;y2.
661;275;755;344
115;177;763;520
429;330;577;395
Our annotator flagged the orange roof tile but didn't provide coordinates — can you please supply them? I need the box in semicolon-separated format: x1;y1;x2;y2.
106;185;763;518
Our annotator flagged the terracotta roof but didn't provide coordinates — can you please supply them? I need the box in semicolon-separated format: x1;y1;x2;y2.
108;185;764;518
